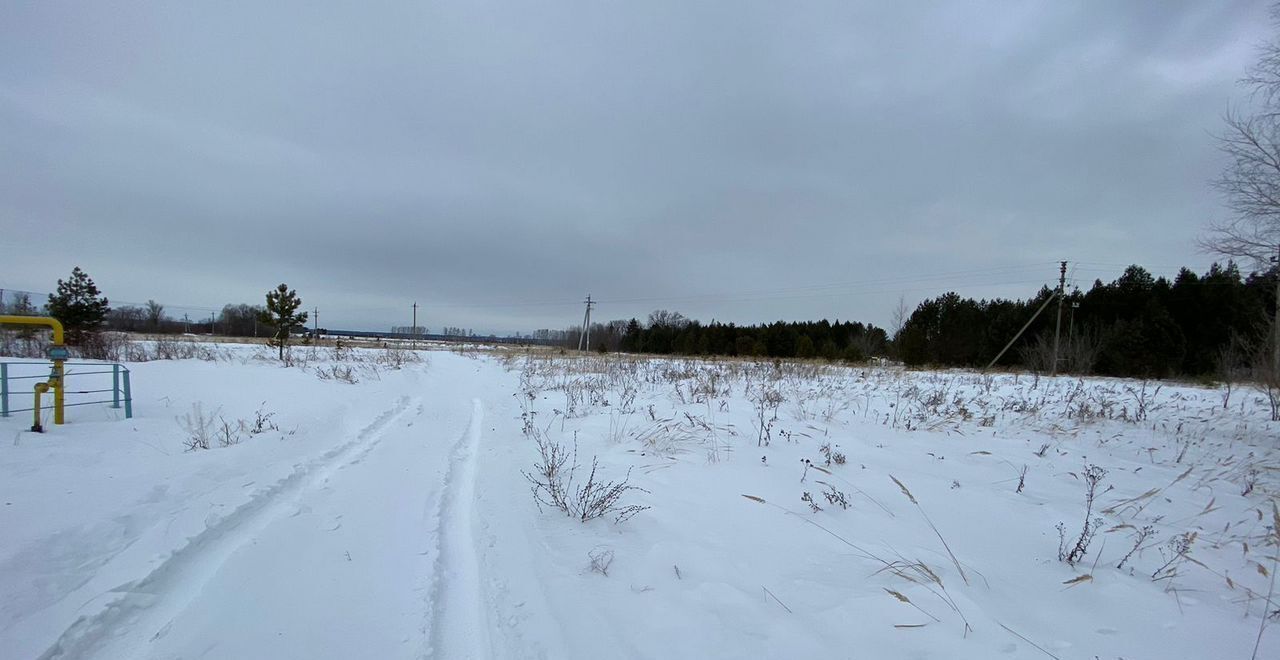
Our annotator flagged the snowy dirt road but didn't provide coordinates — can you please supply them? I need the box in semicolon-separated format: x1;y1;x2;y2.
7;354;534;660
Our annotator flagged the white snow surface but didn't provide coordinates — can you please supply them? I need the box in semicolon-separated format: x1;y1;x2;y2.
1;344;1277;659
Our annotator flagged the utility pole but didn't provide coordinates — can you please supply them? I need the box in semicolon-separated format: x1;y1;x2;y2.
578;295;595;351
313;307;319;340
183;313;190;334
209;313;215;336
412;302;418;349
1051;260;1067;376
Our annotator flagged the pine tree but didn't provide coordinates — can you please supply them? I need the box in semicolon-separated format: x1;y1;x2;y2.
621;318;642;352
258;284;308;360
46;267;110;345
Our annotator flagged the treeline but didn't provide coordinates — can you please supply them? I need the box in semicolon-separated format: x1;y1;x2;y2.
103;302;269;337
12;261;1272;380
0;291;272;338
897;263;1276;378
536;262;1274;380
537;310;888;360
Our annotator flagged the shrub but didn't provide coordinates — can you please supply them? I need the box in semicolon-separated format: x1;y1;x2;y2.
179;403;216;451
74;331;127;361
819;442;846;466
315;364;358;384
801;491;822;512
522;432;649;524
1152;532;1196;581
819;482;849;509
247;403;279;434
1057;464;1107;565
216;416;243;447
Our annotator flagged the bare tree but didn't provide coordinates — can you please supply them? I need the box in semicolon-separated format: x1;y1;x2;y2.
107;305;146;331
1250;332;1280;421
1020;329;1101;375
1207;111;1280;260
145;299;166;330
891;294;910;340
1203;7;1280;377
221;303;266;337
647;309;690;329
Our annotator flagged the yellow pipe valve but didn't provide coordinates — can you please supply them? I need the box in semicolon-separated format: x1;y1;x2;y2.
32;381;49;432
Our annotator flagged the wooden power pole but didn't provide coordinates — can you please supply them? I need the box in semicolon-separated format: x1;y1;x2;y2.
578;295;595;351
1051;261;1067;376
986;262;1066;372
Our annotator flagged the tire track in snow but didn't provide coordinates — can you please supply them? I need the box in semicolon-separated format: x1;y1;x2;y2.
37;396;418;660
425;398;488;660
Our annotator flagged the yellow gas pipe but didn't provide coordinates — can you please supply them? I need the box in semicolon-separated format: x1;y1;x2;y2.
0;316;65;431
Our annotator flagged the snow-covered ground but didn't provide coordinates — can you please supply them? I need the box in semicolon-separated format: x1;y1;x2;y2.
1;343;1276;659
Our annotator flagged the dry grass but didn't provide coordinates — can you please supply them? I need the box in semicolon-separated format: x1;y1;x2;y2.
512;348;1278;646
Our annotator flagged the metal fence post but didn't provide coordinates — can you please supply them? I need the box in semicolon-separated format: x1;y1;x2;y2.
1;362;7;417
122;369;132;419
112;363;121;409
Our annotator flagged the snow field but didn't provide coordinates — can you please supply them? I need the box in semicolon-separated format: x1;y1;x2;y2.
0;342;1276;659
503;351;1278;659
2;344;514;658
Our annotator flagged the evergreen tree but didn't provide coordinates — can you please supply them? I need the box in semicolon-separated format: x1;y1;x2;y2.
46;266;110;345
894;262;1270;378
258;284;308;360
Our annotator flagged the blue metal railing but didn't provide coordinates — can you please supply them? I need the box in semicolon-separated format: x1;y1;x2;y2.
0;361;132;420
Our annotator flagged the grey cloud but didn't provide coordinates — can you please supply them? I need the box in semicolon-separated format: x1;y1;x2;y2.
1;1;1270;334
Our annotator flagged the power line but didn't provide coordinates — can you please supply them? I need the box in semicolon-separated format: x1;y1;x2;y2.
594;263;1058;306
381;264;1062;311
603;277;1056;308
1073;261;1196;269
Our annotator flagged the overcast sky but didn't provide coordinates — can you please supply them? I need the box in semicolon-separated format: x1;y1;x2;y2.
1;1;1272;334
